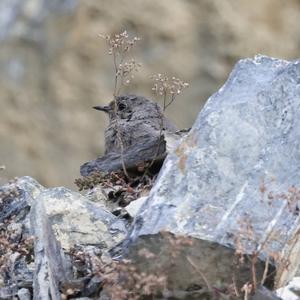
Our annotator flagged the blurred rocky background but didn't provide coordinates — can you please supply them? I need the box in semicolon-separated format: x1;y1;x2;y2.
1;0;300;187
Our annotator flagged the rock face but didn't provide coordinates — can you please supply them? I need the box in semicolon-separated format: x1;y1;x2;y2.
1;0;300;186
126;56;300;290
276;277;300;300
0;176;127;299
32;186;127;251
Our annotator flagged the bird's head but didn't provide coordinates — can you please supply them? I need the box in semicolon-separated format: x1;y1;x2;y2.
93;95;161;121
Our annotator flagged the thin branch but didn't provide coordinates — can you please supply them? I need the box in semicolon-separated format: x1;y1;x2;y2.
186;255;212;292
261;255;270;285
164;94;176;110
251;252;258;291
109;34;138;180
113;51;119;99
232;275;240;297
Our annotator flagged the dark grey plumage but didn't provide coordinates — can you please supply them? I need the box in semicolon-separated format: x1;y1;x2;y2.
80;95;180;176
94;95;178;154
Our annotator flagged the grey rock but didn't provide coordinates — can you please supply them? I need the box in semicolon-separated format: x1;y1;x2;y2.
85;186;118;213
17;288;31;300
164;129;189;153
14;176;45;204
276;277;300;300
7;222;23;240
0;177;42;290
9;254;34;289
252;286;282;300
99;291;111;300
84;275;102;296
1;176;126;251
0;176;127;298
31;190;72;300
0;285;18;299
125;196;147;218
126;55;300;290
35;186;127;250
0;176;43;223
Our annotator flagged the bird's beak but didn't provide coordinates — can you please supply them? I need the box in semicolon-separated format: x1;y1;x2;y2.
93;105;111;113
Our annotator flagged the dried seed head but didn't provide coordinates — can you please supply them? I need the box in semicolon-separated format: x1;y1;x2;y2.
99;30;140;56
151;73;189;99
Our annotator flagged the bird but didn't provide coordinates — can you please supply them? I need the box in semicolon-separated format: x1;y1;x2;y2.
92;95;178;155
80;95;184;176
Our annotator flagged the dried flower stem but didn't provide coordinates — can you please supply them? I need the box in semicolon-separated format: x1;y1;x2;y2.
261;255;270;285
100;31;141;179
143;74;189;175
186;255;212;292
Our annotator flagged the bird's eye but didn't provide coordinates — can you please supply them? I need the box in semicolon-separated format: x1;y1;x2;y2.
118;103;126;111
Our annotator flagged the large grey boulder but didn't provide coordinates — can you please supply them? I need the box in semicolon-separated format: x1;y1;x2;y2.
0;176;127;299
276;277;300;300
32;186;127;251
126;55;300;291
0;176;43;298
29;184;127;299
